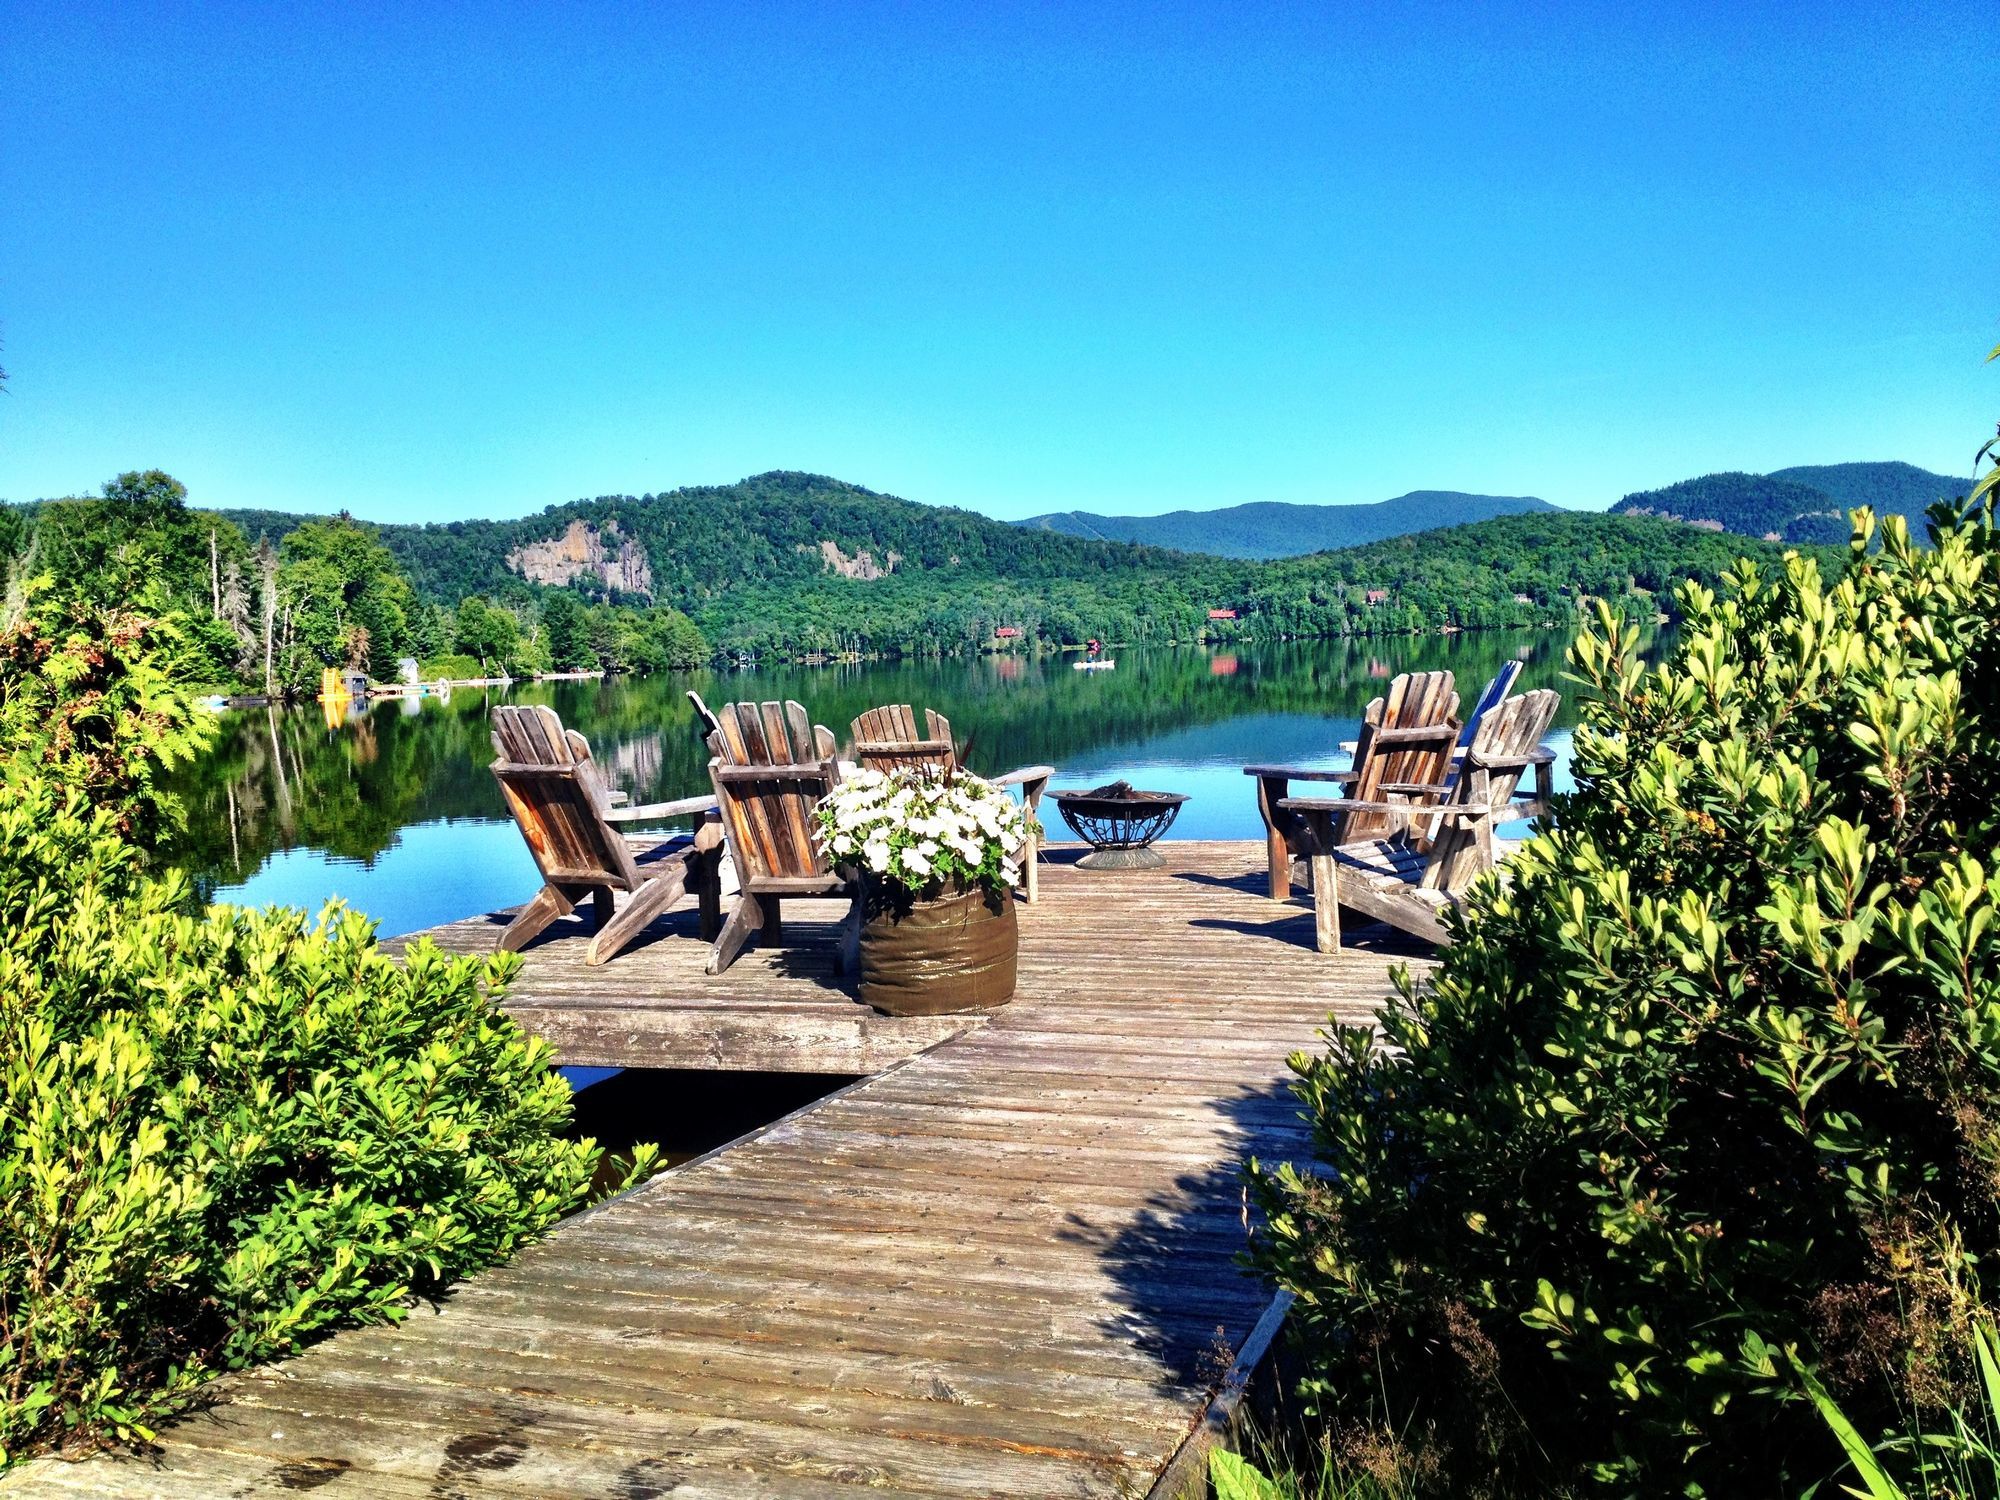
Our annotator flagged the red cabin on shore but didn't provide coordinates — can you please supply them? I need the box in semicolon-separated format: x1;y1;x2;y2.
994;626;1021;639
1207;608;1237;620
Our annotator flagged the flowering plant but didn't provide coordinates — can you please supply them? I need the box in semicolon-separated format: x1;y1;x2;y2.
815;766;1028;897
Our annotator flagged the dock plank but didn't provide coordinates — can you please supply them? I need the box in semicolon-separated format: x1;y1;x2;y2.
2;841;1428;1500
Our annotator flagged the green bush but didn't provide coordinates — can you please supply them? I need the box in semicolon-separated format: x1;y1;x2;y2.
418;652;488;680
0;594;635;1465
1249;501;2000;1494
0;586;209;846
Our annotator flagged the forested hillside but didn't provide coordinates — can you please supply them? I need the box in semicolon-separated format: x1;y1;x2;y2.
1614;462;1973;545
4;469;1825;689
1611;471;1844;543
222;472;1182;606
1017;490;1559;558
3;473;710;692
1768;460;1973;516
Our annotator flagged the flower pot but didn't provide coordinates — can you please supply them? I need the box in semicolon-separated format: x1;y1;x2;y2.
857;876;1017;1016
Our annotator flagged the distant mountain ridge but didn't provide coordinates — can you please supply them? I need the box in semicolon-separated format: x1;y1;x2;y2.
197;470;1809;660
215;471;1190;610
1613;461;1974;546
1016;490;1561;559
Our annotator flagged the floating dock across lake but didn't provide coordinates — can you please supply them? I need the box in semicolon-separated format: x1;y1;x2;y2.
5;841;1428;1500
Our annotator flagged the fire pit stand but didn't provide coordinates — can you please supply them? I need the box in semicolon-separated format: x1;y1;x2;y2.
1051;782;1190;870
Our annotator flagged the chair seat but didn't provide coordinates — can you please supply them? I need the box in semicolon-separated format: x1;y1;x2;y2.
1328;838;1430;880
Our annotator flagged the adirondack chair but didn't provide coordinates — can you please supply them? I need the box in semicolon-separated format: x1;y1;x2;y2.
704;699;860;976
1244;670;1461;902
1279;689;1560;951
848;704;1056;903
489;705;724;965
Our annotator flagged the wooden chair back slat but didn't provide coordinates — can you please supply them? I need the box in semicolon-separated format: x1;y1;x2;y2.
1342;670;1459;842
1470;688;1560;809
490;705;640;890
852;703;958;775
706;700;839;886
765;699;817;875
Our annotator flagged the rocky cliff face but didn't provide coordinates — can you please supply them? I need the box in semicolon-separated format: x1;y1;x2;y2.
802;539;903;580
508;520;654;597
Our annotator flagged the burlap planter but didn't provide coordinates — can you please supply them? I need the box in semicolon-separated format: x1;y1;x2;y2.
857;877;1018;1016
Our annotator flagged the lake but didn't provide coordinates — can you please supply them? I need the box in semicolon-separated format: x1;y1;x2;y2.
165;628;1622;1151
166;629;1609;931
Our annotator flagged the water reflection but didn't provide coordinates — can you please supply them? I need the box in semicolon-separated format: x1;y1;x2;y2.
166;629;1639;930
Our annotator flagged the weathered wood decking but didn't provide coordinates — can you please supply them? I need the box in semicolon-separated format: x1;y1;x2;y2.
5;842;1430;1500
387;836;968;1073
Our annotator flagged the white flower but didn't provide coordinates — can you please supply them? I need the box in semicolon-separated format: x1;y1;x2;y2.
817;766;1026;891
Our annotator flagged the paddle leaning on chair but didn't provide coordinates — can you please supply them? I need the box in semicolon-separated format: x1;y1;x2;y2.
1245;669;1461;902
849;704;1055;903
1280;688;1560;951
704;699;861;975
488;705;724;965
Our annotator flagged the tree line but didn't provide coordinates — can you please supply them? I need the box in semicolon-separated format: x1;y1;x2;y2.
1;468;1825;689
2;471;709;691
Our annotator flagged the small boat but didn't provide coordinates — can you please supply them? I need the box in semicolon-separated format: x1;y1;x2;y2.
1072;659;1116;672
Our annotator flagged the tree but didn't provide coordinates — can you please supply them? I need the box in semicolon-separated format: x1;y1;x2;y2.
540;588;593;671
454;596;518;676
275;517;417;686
100;469;188;511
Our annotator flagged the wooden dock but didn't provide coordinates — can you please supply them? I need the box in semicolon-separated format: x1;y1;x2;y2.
385;854;978;1074
5;842;1431;1500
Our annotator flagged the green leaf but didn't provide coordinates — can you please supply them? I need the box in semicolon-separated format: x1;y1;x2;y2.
1209;1449;1285;1500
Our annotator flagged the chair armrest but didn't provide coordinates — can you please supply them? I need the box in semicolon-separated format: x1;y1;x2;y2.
1281;796;1495;818
991;764;1055;787
1244;765;1358;783
1465;747;1557;772
604;788;632;805
712;763;834;784
603;794;721;823
992;765;1054;814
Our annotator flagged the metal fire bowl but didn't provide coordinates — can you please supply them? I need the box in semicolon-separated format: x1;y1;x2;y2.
1052;789;1190;872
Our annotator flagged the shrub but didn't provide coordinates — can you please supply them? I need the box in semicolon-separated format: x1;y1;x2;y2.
0;585;208;845
1249;500;2000;1494
419;652;488;681
0;594;635;1465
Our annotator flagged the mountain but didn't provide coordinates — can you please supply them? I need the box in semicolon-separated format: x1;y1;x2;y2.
198;470;1816;660
219;471;1185;609
1610;472;1842;545
1014;491;1563;559
1612;463;1974;547
1767;462;1975;518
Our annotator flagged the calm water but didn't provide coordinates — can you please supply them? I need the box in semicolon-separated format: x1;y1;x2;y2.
166;630;1608;930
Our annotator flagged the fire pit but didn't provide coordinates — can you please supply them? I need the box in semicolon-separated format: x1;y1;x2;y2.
1051;781;1190;870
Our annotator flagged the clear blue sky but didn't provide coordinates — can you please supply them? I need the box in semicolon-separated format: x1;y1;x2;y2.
2;2;1993;523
